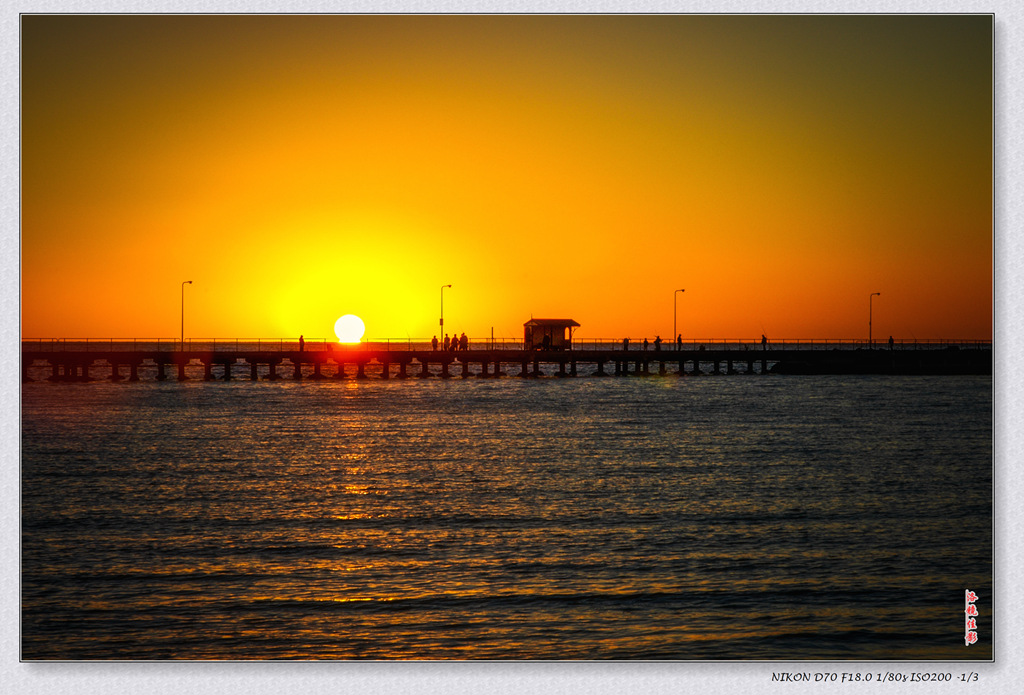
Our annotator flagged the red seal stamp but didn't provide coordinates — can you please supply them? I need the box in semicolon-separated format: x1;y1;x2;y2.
964;590;979;646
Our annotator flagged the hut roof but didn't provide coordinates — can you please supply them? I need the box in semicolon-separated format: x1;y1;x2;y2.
523;318;580;328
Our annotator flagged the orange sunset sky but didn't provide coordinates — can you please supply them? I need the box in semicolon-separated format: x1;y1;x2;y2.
21;14;992;342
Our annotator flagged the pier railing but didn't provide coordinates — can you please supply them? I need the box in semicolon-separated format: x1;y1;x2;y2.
22;338;993;353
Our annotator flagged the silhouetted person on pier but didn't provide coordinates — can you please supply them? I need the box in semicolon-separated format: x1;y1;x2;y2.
623;337;630;351
643;338;649;351
460;333;468;351
299;335;304;352
444;334;451;351
676;334;682;351
761;334;768;351
654;336;661;352
432;335;438;351
889;335;894;350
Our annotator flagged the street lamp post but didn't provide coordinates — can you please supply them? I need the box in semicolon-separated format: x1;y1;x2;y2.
674;288;685;349
181;280;193;351
440;284;452;337
869;292;881;348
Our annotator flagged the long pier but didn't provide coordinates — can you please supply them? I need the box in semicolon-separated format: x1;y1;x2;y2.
22;344;991;382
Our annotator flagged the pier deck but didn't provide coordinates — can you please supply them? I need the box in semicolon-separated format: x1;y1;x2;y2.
22;345;992;382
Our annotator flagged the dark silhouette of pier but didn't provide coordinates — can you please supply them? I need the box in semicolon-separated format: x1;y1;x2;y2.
22;342;992;382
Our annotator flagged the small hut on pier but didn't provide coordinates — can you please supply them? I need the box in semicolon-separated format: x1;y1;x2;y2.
524;318;579;350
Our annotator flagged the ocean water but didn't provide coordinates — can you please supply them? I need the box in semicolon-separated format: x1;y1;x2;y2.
20;374;992;660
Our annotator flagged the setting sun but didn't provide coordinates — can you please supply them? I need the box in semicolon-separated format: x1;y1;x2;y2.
334;314;365;343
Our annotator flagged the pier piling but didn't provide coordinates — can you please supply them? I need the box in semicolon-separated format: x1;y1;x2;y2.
21;343;992;383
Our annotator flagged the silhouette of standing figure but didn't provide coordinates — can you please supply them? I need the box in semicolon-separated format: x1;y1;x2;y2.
888;335;894;350
643;338;649;351
299;335;304;352
432;335;438;351
460;332;468;351
761;334;768;351
676;334;682;351
654;335;661;352
623;337;630;351
444;334;451;351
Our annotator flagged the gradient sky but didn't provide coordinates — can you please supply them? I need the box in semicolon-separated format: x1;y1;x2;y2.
21;14;992;341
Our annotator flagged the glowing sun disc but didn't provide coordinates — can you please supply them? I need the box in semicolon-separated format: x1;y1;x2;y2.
334;314;366;343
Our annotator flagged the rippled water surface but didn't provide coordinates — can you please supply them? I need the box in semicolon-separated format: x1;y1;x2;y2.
21;375;992;659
